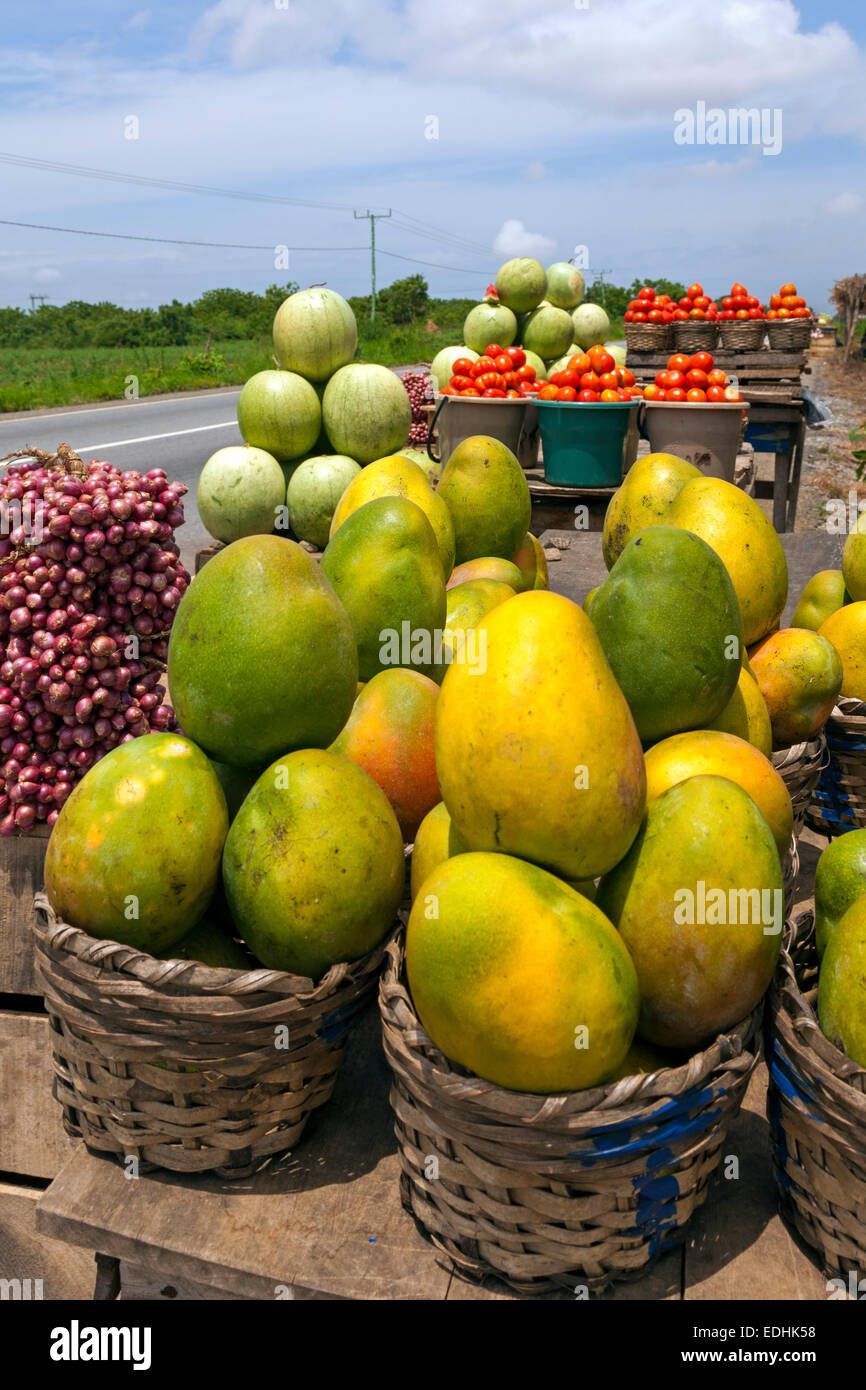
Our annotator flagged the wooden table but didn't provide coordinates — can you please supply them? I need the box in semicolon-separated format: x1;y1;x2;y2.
745;403;807;533
30;533;845;1302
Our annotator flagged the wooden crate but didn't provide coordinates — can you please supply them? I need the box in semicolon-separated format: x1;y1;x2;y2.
627;348;808;404
0;828;79;1182
0;1180;95;1300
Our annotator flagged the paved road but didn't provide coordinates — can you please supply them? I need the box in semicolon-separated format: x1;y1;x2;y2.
0;389;244;573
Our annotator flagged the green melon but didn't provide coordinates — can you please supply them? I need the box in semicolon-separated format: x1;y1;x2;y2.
197;444;286;544
237;370;321;462
272;287;358;382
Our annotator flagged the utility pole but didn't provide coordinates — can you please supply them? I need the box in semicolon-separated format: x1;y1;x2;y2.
591;270;613;308
354;209;391;323
28;294;49;311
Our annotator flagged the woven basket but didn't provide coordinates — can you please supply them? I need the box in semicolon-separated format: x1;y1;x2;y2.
380;937;761;1294
766;908;866;1281
767;319;812;352
773;734;829;836
33;892;391;1178
625;322;670;352
782;837;799;921
719;320;766;352
672;321;718;353
807;699;866;837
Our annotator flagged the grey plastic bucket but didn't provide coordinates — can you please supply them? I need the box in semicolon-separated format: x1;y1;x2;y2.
642;402;748;481
428;395;537;470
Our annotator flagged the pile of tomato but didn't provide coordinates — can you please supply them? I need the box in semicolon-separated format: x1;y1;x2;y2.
537;345;642;403
625;282;720;324
767;283;811;321
642;351;744;404
718;281;766;321
441;343;541;398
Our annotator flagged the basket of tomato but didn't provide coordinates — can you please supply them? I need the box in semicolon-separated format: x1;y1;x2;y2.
766;283;813;351
534;346;642;488
717;281;767;350
640;351;747;481
623;285;675;350
430;344;539;467
671;283;719;351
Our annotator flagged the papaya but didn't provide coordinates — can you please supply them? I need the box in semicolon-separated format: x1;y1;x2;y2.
814;830;866;956
664;476;788;645
601;452;700;571
433;578;515;683
842;512;866;602
223;749;404;980
589;527;742;743
45;734;228;952
406;852;639;1092
436;435;531;565
818;603;866;700
818;895;866;1067
210;761;261;823
435;591;646;880
446;557;524;592
158;917;253;971
791;569;849;631
511;532;549;590
644;729;793;858
410;801;468;901
597;775;783;1049
168;534;358;768
748;628;843;748
330;668;440;840
321;497;446;682
707;666;773;757
329;453;455;580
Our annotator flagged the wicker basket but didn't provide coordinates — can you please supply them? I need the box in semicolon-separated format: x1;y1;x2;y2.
773;734;829;836
767;319;812;352
807;699;866;837
380;937;761;1294
33;892;391;1178
783;837;800;921
625;322;671;353
672;321;718;353
719;320;766;352
767;908;866;1281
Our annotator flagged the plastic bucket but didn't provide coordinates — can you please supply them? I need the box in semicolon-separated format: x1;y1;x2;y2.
642;402;747;482
536;400;641;488
427;395;534;470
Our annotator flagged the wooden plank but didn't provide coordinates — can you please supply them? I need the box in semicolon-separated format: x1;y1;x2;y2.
0;1180;95;1299
0;1012;79;1180
0;829;49;996
683;1067;829;1301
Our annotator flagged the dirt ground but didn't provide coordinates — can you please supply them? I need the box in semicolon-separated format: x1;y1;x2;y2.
795;348;866;530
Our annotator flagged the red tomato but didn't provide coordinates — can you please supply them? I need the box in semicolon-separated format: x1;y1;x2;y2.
598;372;619;390
706;386;728;402
618;368;636;387
460;388;480;396
720;309;736;320
647;309;665;323
685;368;709;389
470;357;494;378
655;370;670;388
450;375;474;392
688;308;707;320
643;384;664;400
452;358;475;377
637;286;656;301
518;381;539;396
515;364;536;381
538;384;559;400
725;388;744;402
673;309;689;321
632;311;648;321
707;368;728;386
493;355;513;375
793;307;811;318
600;389;620;402
686;388;707;402
577;389;600;402
779;283;797;298
551;370;580;388
690;352;714;372
505;389;522;398
776;308;792;319
580;370;602;392
735;309;750;319
557;386;578;402
769;294;782;310
686;282;704;299
482;388;506;398
692;296;711;311
568;353;592;376
745;296;759;309
588;346;615;374
667;353;691;372
624;311;634;322
747;308;764;320
439;386;456;396
506;346;526;368
666;387;687;401
766;310;778;320
731;282;748;298
485;344;504;359
476;372;501;391
721;297;734;310
663;370;687;390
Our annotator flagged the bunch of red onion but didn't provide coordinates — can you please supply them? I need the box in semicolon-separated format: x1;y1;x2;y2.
0;446;190;834
401;371;433;447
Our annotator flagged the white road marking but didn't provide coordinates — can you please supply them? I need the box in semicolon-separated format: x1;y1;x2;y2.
0;390;242;427
76;421;240;451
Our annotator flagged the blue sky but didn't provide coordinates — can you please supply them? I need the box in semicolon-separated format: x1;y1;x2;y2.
0;0;863;314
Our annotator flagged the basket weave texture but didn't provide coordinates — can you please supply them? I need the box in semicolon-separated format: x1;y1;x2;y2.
33;892;390;1178
379;937;761;1293
766;909;866;1280
625;322;670;352
718;320;766;351
672;321;718;352
772;733;828;836
806;700;866;837
767;319;811;352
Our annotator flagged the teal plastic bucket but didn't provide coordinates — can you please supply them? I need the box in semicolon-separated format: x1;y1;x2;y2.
536;400;640;487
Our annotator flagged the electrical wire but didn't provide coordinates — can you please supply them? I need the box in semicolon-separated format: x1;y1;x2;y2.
0;218;366;252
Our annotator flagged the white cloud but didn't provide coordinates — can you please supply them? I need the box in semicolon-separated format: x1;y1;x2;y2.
126;9;151;29
493;219;555;259
826;191;863;216
33;267;62;284
522;161;547;182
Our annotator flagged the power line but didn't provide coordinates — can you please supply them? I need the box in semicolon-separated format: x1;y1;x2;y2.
377;248;486;276
0;218;366;252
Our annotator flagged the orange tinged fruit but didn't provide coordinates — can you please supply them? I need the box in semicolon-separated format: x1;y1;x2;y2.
791;570;849;631
708;666;773;756
602;452;701;570
436;435;531;565
446;557;523;592
406;852;639;1092
644;729;793;858
818;896;866;1067
842;512;866;602
410;801;468;901
511;532;549;590
330;668;440;840
818;602;866;700
814;829;866;957
329;453;455;579
749;628;842;747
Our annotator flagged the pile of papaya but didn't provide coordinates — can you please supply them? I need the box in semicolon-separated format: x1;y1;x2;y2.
43;436;866;1094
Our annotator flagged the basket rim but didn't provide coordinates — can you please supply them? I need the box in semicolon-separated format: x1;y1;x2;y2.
772;905;866;1106
33;890;394;1001
380;935;762;1127
771;732;827;764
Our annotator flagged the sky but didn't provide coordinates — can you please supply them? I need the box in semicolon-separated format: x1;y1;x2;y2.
0;0;864;314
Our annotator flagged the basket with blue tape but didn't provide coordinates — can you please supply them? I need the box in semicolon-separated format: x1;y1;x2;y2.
379;936;761;1293
807;699;866;838
766;907;866;1281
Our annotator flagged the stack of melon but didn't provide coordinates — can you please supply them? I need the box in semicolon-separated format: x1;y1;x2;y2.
430;257;620;393
197;287;413;549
